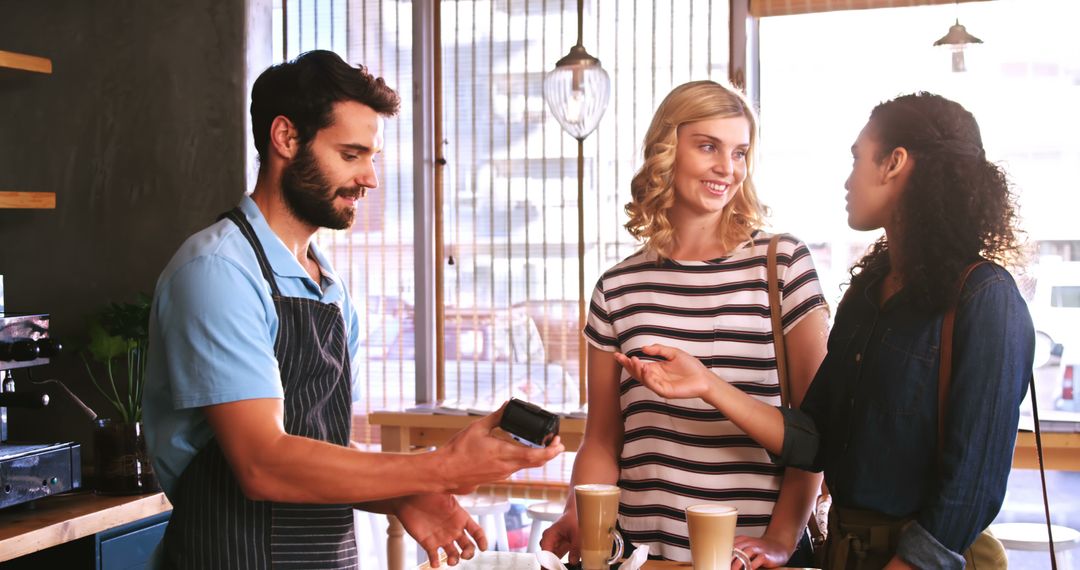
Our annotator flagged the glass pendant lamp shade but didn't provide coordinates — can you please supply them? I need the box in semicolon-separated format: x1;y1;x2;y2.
544;45;610;141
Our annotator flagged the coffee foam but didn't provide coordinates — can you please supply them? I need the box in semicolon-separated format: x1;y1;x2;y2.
686;504;737;516
575;484;621;494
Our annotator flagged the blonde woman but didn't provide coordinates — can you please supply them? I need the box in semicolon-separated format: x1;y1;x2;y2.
540;81;830;567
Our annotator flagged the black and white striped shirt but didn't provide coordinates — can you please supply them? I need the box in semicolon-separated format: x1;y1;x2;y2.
584;231;828;561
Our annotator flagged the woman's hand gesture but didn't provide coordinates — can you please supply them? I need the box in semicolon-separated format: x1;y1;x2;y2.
538;510;581;564
614;344;716;401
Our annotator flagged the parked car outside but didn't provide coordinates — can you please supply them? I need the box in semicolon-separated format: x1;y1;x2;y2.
1027;262;1080;413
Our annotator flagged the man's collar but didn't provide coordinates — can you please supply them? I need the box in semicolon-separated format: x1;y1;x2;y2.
238;196;307;280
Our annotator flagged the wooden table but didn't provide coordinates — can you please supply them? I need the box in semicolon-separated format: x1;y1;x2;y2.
1013;431;1080;471
0;491;172;562
373;412;586;454
371;411;1080;570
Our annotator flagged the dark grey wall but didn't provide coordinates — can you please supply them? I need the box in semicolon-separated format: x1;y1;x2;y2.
0;0;254;463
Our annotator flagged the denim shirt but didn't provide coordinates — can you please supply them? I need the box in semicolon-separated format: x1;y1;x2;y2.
776;263;1033;569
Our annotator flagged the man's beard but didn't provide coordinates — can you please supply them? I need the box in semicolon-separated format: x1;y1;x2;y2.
280;144;364;230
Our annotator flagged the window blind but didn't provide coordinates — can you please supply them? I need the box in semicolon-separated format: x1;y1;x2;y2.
277;0;417;445
437;0;733;412
277;0;735;418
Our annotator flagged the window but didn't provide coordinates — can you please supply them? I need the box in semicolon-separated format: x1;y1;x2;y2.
756;0;1080;554
276;0;733;417
275;0;418;432
757;0;1080;306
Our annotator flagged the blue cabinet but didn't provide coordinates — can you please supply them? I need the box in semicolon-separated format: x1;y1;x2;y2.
95;511;169;570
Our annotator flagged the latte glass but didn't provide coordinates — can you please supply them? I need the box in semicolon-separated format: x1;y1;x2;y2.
574;484;624;570
685;504;752;570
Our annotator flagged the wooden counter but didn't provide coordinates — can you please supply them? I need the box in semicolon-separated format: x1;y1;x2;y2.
0;491;171;562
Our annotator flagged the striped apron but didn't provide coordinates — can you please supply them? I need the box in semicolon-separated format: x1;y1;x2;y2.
161;208;358;569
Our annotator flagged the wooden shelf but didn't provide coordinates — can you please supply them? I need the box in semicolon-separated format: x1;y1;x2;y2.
0;191;56;209
0;49;52;74
0;491;171;562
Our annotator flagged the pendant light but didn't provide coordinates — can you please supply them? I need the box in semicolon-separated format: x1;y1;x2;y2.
933;18;982;73
544;0;610;140
544;0;610;404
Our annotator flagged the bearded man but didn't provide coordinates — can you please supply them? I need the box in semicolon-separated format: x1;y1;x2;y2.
142;50;562;570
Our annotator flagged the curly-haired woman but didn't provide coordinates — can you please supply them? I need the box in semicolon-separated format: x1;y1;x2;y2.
540;80;831;567
617;92;1034;570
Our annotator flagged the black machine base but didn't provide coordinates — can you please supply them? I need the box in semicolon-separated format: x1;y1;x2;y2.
0;441;82;509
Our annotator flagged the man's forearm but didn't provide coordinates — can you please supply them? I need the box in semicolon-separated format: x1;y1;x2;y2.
236;434;448;503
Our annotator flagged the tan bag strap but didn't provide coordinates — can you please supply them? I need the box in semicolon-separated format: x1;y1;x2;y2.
770;234;830;552
936;261;986;454
767;234;790;407
938;261;1057;570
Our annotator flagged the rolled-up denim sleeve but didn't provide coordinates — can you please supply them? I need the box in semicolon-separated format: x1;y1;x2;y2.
774;406;823;471
897;521;965;569
916;267;1033;555
772;356;832;470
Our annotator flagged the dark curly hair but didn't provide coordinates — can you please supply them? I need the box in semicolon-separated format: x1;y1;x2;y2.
848;92;1022;312
250;50;400;164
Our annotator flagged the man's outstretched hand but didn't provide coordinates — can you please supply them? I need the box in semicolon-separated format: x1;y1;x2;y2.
393;493;486;567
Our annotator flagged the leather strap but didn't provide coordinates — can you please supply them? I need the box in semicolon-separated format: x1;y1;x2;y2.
768;235;829;551
767;234;790;406
937;261;1057;569
1030;363;1059;570
936;261;985;455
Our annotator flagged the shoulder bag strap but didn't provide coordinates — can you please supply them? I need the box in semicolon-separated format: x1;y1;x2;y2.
767;234;789;406
769;234;830;551
938;261;1057;569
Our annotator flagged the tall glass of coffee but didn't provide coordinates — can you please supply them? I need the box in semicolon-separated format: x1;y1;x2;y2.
574;484;624;570
685;504;752;570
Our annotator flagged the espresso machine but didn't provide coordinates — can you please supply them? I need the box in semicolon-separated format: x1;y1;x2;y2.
0;279;82;509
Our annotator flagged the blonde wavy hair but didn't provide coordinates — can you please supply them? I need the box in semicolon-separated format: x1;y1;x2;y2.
624;80;766;258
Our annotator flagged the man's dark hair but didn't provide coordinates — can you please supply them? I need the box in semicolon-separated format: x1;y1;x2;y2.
250;50;400;164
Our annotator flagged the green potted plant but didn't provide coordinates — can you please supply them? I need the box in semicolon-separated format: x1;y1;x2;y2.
81;293;159;495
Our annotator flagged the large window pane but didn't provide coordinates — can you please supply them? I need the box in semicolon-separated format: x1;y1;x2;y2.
275;0;417;428
274;0;735;414
439;0;730;410
757;0;1080;551
759;0;1080;306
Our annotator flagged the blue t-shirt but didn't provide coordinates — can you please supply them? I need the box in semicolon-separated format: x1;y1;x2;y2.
143;196;362;499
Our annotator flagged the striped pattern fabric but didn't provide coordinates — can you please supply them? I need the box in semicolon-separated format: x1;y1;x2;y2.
162;210;357;569
271;296;358;568
584;231;827;561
